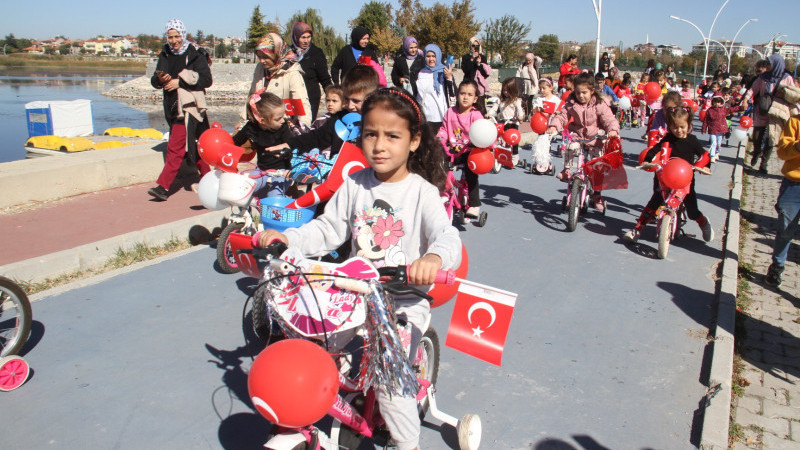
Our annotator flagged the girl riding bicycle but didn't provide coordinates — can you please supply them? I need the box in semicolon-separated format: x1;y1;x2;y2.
437;80;485;218
257;87;461;450
547;72;619;210
623;106;714;244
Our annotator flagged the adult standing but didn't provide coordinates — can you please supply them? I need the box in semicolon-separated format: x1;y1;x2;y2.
558;54;580;93
599;52;611;77
713;63;730;80
461;37;492;111
390;36;424;93
644;59;656;75
516;53;539;120
248;33;313;128
148;18;212;202
665;64;677;85
290;22;332;121
412;44;454;133
330;27;377;85
744;54;795;173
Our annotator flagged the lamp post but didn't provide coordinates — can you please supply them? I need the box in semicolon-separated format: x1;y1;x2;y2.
728;18;758;69
670;0;730;81
591;0;603;73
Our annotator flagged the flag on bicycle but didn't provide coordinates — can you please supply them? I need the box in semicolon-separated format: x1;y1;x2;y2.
541;100;562;115
493;146;514;169
445;280;517;366
583;150;628;191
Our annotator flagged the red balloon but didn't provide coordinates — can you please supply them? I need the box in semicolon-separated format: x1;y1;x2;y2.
502;129;521;146
661;158;693;190
699;109;707;122
211;121;222;129
740;116;753;129
430;243;469;308
248;339;338;428
644;82;661;102
217;144;245;173
467;148;495;175
198;128;234;167
530;112;548;134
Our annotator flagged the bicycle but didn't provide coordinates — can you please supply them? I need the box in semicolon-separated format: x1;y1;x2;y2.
558;130;608;232
0;276;32;391
617;108;633;130
238;242;482;450
443;146;488;227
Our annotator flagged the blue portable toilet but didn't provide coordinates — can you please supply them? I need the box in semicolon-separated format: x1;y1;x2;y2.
25;100;93;138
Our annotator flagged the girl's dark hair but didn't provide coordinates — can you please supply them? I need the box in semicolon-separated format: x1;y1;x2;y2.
360;88;447;193
572;73;604;103
500;77;519;102
248;91;284;122
755;59;771;72
457;80;485;114
665;105;693;129
566;54;577;62
564;73;576;87
661;91;682;110
622;72;632;82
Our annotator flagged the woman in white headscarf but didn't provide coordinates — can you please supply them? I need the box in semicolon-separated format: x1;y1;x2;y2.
516;52;539;120
147;18;212;202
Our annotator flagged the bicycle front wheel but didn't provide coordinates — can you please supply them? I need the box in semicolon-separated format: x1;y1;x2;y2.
417;327;440;418
658;214;673;260
0;276;32;357
217;221;245;274
567;179;582;232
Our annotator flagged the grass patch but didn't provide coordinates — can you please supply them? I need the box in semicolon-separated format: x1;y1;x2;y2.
17;237;191;295
0;54;146;72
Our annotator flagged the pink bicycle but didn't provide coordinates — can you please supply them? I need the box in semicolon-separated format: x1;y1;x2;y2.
0;276;32;391
559;130;608;232
237;242;482;450
443;147;488;227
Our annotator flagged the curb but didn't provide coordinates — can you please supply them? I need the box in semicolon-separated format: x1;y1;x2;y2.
699;142;745;449
0;209;229;284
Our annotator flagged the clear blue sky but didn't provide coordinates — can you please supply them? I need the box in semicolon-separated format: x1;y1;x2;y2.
2;0;797;53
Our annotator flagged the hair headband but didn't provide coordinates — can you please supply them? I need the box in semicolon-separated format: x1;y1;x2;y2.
389;88;422;126
249;88;266;123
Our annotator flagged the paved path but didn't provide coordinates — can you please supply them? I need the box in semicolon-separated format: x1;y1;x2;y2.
733;154;800;449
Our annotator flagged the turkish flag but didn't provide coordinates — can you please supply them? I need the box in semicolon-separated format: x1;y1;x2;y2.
541;101;560;114
445;281;517;366
227;232;262;278
284;98;306;116
287;142;369;209
493;146;514;168
583;150;628;191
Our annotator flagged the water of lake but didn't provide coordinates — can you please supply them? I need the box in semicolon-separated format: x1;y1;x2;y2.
0;73;243;163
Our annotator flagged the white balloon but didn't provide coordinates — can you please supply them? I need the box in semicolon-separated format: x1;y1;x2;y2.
218;172;257;207
618;96;632;110
197;169;226;210
469;119;498;148
730;127;749;145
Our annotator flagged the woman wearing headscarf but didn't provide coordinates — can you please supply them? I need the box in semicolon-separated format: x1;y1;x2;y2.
599;52;611;78
330;27;377;84
390;36;424;93
147;18;212;202
744;54;795;173
411;43;454;133
290;22;332;120
460;36;491;111
246;33;313;128
516;52;539;120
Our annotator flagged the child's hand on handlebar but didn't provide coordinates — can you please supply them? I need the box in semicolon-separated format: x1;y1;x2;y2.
265;144;289;154
546;126;557;135
607;130;619;138
256;229;289;248
408;253;443;286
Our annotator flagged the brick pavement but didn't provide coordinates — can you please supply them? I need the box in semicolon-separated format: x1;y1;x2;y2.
733;151;800;449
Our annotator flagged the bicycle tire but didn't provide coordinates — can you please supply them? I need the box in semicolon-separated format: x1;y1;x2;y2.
217;222;245;274
417;327;440;418
658;214;673;260
567;180;581;232
0;276;32;357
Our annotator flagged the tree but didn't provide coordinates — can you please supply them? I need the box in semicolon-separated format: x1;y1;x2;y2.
533;34;559;62
195;30;205;46
215;42;228;58
483;15;531;65
407;0;481;61
285;8;346;62
3;34;19;53
350;1;392;35
58;43;71;55
246;6;269;51
371;27;402;55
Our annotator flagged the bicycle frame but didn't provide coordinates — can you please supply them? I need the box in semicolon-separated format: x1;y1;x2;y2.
442;147;472;222
562;130;603;211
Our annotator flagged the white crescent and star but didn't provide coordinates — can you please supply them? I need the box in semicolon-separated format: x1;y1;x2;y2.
252;396;279;423
221;154;234;167
467;301;497;339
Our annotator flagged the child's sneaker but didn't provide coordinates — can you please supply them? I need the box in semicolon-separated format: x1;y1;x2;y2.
466;206;480;218
556;169;570;182
701;219;714;242
765;263;784;287
592;193;605;211
512;154;520;167
623;228;640;243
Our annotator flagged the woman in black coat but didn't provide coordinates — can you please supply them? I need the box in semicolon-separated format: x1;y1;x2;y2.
330;27;377;84
290;22;332;120
390;35;424;92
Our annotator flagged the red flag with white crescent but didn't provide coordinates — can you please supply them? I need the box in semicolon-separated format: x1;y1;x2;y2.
542;101;559;114
583;150;628;191
493;146;514;168
284;99;306;116
445;281;516;366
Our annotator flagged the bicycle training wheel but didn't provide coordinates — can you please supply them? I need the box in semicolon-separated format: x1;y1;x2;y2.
217;221;245;274
0;276;32;358
0;355;30;391
658;214;673;260
567;180;582;232
416;327;440;418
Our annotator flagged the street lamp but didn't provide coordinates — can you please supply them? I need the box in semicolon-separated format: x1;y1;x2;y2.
591;0;603;73
670;0;731;81
727;18;758;69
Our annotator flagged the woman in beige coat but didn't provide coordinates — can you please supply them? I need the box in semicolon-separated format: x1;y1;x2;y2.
516;53;539;121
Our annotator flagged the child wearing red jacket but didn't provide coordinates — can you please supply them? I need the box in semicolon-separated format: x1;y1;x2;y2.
702;95;741;162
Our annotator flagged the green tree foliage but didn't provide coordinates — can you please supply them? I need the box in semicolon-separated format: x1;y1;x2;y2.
58;43;71;55
350;1;392;35
215;42;228;58
247;6;269;51
533;34;559;62
195;30;205;45
483;15;531;65
406;0;481;61
285;8;346;63
136;34;163;53
371;27;402;55
3;34;19;53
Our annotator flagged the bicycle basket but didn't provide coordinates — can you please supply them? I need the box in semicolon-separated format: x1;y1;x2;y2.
260;197;317;232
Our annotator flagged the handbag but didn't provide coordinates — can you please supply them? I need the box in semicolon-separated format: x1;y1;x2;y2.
756;80;780;115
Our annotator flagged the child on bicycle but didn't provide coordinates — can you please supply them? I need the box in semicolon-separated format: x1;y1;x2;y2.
437;79;485;218
634;72;650;127
547;72;620;210
647;91;682;144
488;77;525;166
532;77;561;114
623;106;714;243
232;90;295;197
257;87;461;450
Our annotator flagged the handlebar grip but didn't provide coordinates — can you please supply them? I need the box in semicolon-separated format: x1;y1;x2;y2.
434;270;455;285
334;278;371;294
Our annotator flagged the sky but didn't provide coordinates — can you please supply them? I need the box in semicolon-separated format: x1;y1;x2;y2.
2;0;797;54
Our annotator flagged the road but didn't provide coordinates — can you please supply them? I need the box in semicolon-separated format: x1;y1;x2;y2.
0;123;732;449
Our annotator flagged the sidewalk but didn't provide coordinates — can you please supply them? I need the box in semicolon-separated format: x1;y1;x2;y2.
732;153;800;448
